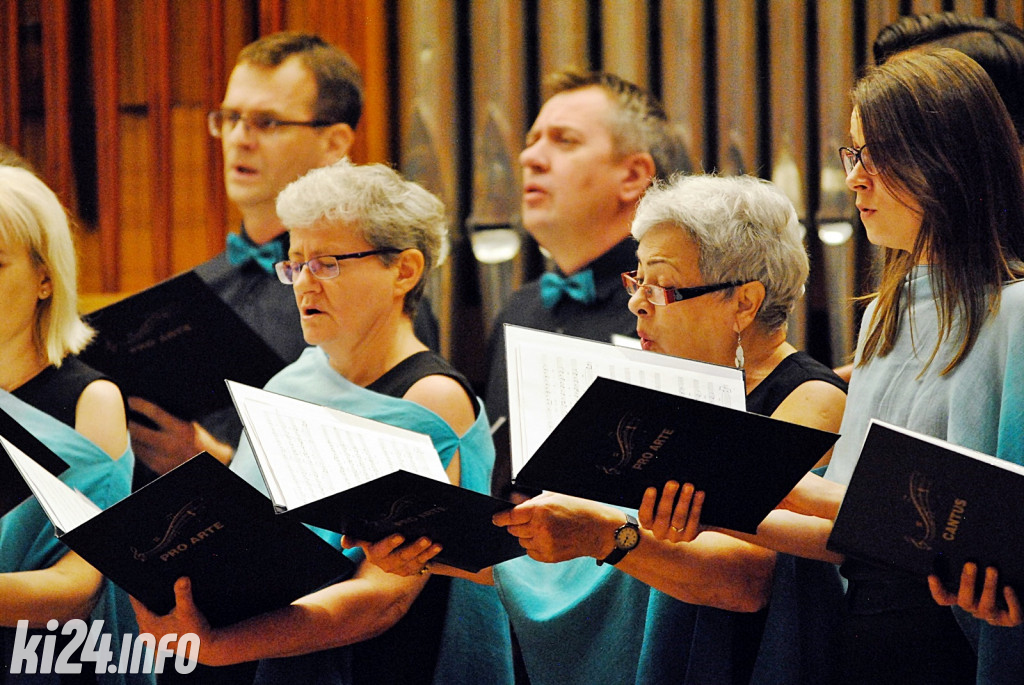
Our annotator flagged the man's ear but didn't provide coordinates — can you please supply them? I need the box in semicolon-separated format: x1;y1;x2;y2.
733;280;766;334
322;123;356;164
618;152;657;204
393;248;425;299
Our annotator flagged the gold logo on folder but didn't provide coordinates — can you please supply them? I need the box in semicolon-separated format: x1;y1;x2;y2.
903;472;936;551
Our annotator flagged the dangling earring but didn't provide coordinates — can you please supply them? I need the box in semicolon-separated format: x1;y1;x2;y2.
734;332;745;370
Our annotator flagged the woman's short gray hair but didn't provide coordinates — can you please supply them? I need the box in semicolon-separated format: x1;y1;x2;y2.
631;174;808;333
276;159;449;315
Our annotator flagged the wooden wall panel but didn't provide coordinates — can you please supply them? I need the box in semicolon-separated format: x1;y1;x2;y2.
397;0;461;358
537;0;590;75
171;107;213;273
815;0;858;366
910;0;944;12
601;0;648;87
269;0;390;164
1;0;21;149
146;0;173;281
118;115;154;294
952;0;987;15
90;0;121;292
715;0;760;175
260;0;286;33
39;0;74;206
118;0;148;107
469;0;528;340
171;0;212;106
995;1;1024;23
768;0;811;349
202;0;229;257
864;1;902;65
3;2;1022;370
660;0;707;173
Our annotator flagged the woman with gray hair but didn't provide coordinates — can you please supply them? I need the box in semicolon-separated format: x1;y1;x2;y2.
364;173;847;683
133;159;513;685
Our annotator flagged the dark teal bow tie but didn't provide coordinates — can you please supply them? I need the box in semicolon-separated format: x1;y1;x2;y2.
226;231;287;274
539;269;597;308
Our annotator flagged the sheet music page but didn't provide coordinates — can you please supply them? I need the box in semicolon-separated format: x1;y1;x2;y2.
227;381;449;510
0;435;100;533
505;325;747;477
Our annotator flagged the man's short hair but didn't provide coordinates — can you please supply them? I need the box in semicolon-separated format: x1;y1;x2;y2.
238;32;363;129
543;69;687;177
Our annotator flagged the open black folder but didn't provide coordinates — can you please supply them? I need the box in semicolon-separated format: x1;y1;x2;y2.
828;420;1024;593
1;436;354;629
513;377;840;534
0;405;69;519
227;380;525;573
79;271;285;421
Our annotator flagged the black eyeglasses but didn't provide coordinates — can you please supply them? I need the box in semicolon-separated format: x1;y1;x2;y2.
207;109;336;138
838;144;878;175
621;271;752;306
274;249;401;284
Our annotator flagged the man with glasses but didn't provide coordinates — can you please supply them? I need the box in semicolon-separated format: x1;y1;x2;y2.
128;32;438;484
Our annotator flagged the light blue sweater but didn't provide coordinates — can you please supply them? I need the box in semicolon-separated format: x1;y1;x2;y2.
825;267;1024;685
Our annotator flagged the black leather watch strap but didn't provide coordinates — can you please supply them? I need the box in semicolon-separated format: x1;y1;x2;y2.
597;513;640;566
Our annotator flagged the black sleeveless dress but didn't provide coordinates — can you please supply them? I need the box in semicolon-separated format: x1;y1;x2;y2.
351;352;475;685
637;350;848;685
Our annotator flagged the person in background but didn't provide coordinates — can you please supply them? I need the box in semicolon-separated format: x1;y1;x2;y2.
132;159;513;685
472;68;687;684
0;162;150;684
484;68;686;500
128;31;439;484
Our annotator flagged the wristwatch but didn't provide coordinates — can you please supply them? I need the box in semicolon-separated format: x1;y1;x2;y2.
596;513;640;566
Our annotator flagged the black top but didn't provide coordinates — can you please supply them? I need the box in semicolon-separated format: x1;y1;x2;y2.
367;350;479;416
12;357;109;428
485;238;639;497
747;350;848;416
253;350;475;685
350;352;469;685
659;350;847;685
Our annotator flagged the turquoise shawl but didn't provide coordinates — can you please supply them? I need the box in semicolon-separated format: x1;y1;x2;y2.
827;271;1024;685
0;389;151;684
231;346;513;685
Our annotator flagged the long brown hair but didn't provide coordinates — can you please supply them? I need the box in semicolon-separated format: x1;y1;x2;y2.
854;48;1024;374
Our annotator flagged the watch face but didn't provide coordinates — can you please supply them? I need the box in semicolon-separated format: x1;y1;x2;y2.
615;525;640;550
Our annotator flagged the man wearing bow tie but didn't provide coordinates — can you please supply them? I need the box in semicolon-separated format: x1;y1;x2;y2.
128;32;438;483
484;70;685;499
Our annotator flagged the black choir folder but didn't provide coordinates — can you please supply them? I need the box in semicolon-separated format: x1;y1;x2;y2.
828;420;1024;592
79;271;285;421
0;405;69;519
0;435;354;629
227;380;525;573
513;377;840;534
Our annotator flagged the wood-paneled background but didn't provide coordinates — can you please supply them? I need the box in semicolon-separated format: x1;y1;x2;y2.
3;0;1022;385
